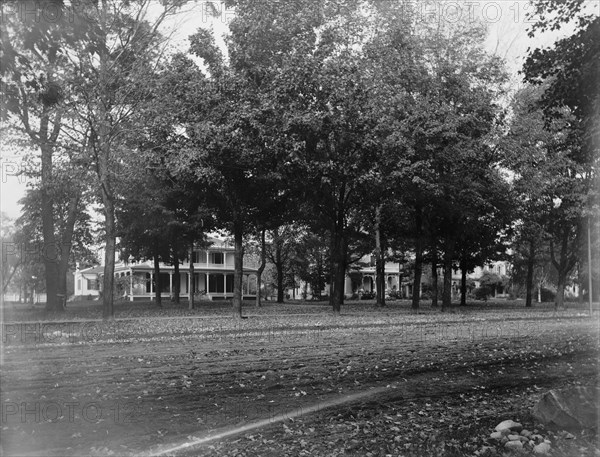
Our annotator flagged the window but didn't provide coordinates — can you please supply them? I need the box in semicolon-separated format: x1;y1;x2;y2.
210;252;224;264
86;278;98;290
160;273;171;293
225;274;234;293
192;251;207;263
209;274;225;293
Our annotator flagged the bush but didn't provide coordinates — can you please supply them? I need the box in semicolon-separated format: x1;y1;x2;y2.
360;291;375;300
388;290;401;299
473;286;492;301
539;287;556;302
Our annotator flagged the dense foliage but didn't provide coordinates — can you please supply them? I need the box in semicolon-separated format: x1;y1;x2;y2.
2;0;597;316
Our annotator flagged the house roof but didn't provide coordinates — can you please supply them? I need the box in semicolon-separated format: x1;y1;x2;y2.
205;236;233;250
78;265;104;274
121;263;259;273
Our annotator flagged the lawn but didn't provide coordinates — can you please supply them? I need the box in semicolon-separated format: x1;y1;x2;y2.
1;299;598;456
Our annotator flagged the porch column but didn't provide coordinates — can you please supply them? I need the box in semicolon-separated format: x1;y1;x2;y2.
188;272;191;297
129;269;134;302
205;273;209;294
169;272;173;295
150;273;154;294
223;273;226;295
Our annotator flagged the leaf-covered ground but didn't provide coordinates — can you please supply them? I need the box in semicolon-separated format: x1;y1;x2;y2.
1;300;598;456
3;298;595;322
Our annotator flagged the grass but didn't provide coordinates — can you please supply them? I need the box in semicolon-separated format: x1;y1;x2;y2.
2;298;595;349
2;297;595;322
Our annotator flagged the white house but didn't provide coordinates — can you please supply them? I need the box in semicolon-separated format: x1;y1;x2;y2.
73;265;104;298
286;258;512;300
74;237;259;301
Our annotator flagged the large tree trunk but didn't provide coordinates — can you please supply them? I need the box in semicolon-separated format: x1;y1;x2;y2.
189;241;195;310
232;220;244;318
341;235;349;307
2;264;20;294
577;260;583;305
442;236;455;311
32;97;62;312
555;273;566;309
172;238;180;304
173;255;180;304
329;226;345;314
153;252;162;307
431;246;438;307
256;228;266;307
412;206;423;310
276;241;285;303
550;226;577;310
101;196;116;320
332;242;346;314
314;251;324;300
56;195;79;308
98;8;116;320
460;255;467;306
375;205;385;307
40;139;59;312
525;239;535;307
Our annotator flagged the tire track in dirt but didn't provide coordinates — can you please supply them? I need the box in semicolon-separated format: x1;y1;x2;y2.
157;350;599;456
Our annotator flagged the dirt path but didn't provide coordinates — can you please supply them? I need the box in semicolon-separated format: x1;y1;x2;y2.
1;316;598;456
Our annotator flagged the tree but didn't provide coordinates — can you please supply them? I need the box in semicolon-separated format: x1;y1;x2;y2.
117;169;172;306
523;0;600;308
478;271;509;298
267;226;298;304
254;229;267;307
153;22;286;318
255;0;412;313
8;181;94;303
65;0;184;319
505;85;589;308
1;0;90;310
505;86;556;307
288;229;329;301
366;6;510;311
1;214;20;294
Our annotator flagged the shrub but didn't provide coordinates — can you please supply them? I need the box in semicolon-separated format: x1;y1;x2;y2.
388;290;401;299
539;287;556;302
360;291;375;300
473;286;492;301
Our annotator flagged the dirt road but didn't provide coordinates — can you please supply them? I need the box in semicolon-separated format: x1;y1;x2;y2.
1;314;597;456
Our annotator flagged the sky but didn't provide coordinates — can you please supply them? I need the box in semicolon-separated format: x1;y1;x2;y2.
1;0;598;223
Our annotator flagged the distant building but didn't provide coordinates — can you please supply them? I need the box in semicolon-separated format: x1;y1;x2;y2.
73;237;259;301
73;265;104;298
286;257;511;300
